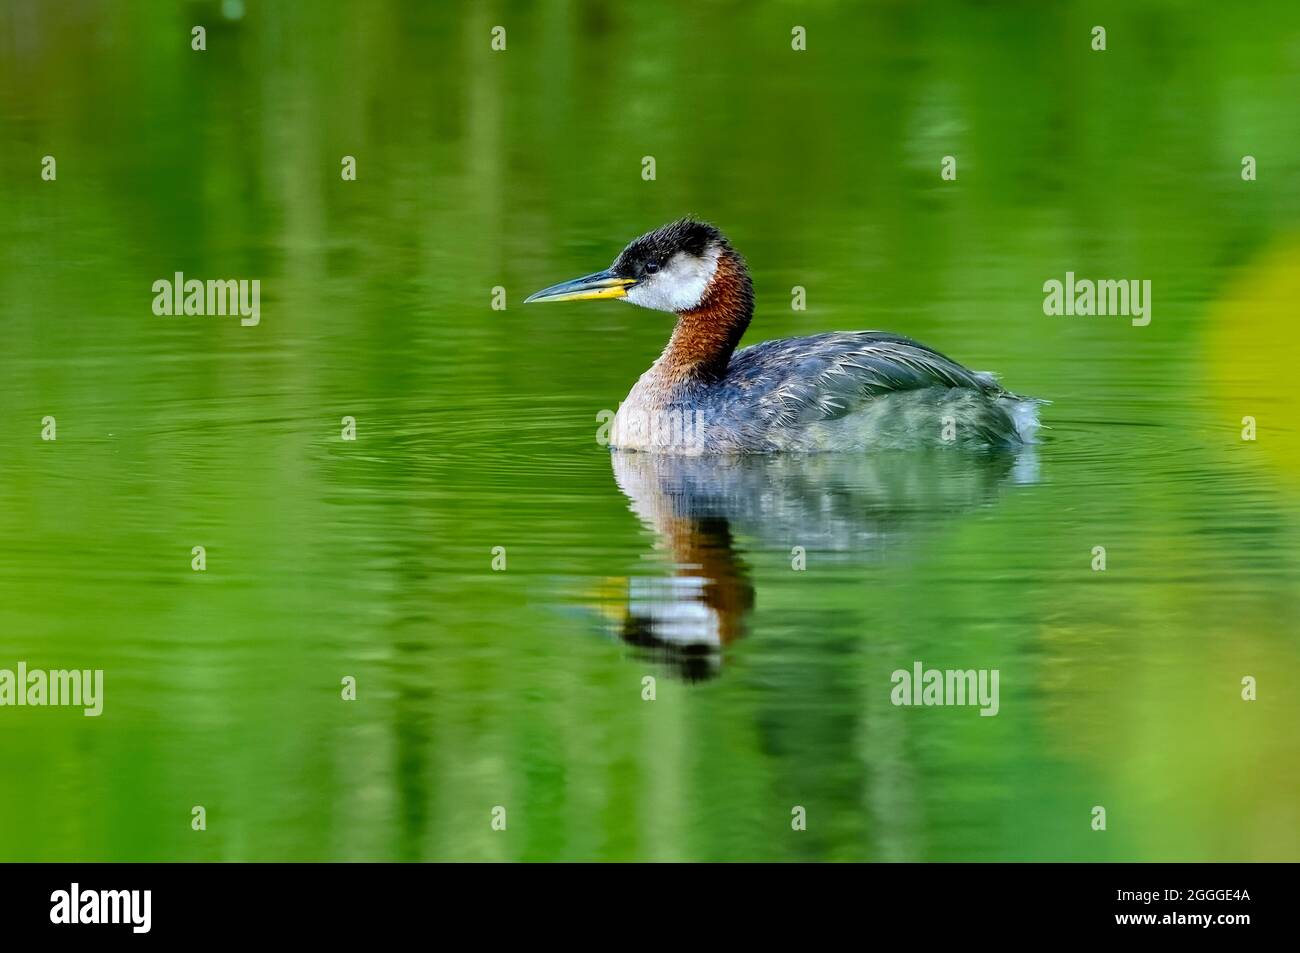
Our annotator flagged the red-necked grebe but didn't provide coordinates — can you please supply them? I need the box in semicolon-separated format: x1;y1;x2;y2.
526;219;1041;453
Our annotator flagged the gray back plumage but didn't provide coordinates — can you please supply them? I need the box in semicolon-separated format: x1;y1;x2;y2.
689;332;1032;451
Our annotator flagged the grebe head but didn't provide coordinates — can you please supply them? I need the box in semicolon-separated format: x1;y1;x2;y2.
525;218;740;314
527;219;755;381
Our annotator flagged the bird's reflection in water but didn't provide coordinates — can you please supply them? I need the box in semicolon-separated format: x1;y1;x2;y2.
601;449;1039;681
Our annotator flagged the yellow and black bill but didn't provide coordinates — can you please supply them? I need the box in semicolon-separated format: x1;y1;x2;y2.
524;269;637;303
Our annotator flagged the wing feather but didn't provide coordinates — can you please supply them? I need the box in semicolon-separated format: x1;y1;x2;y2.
726;332;1012;425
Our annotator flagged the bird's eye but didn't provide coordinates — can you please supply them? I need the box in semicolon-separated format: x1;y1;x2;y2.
644;261;660;275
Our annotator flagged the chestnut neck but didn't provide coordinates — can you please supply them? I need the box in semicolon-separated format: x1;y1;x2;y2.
657;250;754;384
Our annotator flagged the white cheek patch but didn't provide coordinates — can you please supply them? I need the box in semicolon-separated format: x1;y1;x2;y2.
624;247;720;313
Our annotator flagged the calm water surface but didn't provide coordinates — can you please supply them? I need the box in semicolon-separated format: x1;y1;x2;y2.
1;1;1298;861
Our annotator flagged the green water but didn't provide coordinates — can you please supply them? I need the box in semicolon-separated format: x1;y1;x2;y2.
2;1;1299;861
